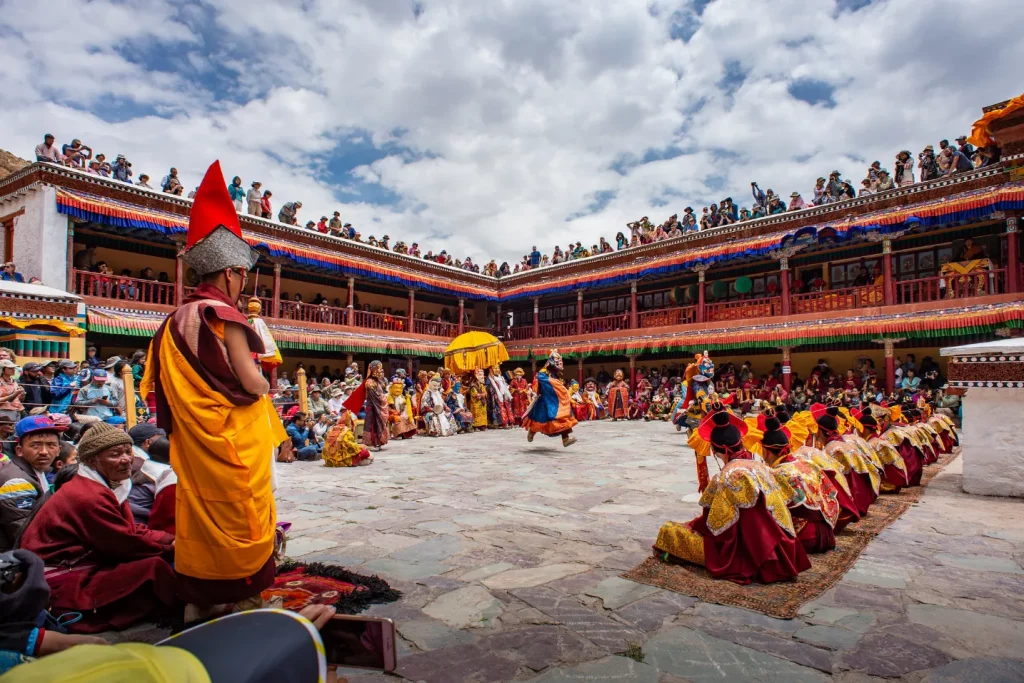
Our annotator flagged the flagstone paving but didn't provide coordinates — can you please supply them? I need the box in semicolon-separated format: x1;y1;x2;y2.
269;420;1024;682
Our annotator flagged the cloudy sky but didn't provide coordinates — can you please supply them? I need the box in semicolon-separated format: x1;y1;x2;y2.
2;0;1022;264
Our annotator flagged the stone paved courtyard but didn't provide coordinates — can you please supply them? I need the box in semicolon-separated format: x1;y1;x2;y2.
274;420;1024;683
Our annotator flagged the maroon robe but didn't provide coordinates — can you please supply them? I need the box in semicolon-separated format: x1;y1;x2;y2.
896;441;924;486
19;475;175;633
689;499;811;585
148;484;176;535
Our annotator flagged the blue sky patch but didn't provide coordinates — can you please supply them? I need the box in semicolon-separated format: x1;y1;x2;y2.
788;78;837;107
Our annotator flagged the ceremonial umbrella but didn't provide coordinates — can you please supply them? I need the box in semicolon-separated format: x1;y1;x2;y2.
444;331;510;373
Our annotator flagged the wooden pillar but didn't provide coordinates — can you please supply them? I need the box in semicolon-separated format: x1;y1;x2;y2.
576;289;584;335
781;346;792;392
272;262;282;317
269;366;278;390
780;257;791;317
406;357;414;376
121;363;137;431
296;367;308;414
531;358;538;379
496;303;503;334
532;297;540;339
1007;217;1019;293
630;281;638;329
346;276;356;326
66;222;75;293
884;339;895;394
345;353;353;368
174;248;185;307
882;239;894;306
696;270;706;323
629;355;637;393
407;288;415;332
458;298;465;335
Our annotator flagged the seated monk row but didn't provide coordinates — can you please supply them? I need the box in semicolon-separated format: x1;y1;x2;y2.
654;393;959;584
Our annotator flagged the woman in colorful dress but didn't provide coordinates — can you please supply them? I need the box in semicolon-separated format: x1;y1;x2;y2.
323;412;373;467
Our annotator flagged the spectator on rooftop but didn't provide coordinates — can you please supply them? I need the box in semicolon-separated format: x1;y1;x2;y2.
919;145;939;181
316;216;328;233
954;135;976;172
812;177;827;204
866;161;882;191
859;179;874;196
85;160;101;175
278;201;301;225
379;235;391;250
94;154;111;177
875;169;894;192
136;174;153;189
246;182;262;215
260;190;273;218
328;211;343;235
304;220;316;231
937;139;956;176
61;139;92;168
111;155;132;183
161;168;183;196
789;192;807;210
1;262;25;283
767;194;787;214
895;151;915;187
35;134;62;163
226;176;245;211
529;246;541;268
615;232;628;249
751;182;766;211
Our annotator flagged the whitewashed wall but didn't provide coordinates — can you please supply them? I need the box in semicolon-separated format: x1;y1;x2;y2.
961;387;1024;497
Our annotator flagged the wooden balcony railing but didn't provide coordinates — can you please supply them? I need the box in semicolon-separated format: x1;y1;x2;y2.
639;306;697;328
792;285;882;314
503;326;533;341
582;313;629;335
897;269;1005;304
538;321;577;339
414;318;458;338
279;300;348;326
74;270;174;305
705;296;781;323
351;309;407;332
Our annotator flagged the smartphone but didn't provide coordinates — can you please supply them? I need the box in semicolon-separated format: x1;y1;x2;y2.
319;615;397;672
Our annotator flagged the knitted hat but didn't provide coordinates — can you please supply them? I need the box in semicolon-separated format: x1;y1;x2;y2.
78;422;133;463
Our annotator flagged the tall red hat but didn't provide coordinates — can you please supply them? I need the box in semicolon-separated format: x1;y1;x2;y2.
181;161;258;276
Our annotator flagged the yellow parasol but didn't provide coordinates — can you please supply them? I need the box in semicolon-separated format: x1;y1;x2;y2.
444;331;509;373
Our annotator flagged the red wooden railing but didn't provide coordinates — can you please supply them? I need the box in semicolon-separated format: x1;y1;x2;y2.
279;300;348;325
792;285;882;314
538;321;577;339
414;318;458;338
74;270;174;305
503;326;533;341
639;306;697;328
896;269;1004;304
582;313;628;334
351;309;407;332
705;296;781;323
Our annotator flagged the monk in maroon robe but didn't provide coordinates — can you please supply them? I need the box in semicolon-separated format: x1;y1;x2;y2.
20;423;175;633
654;403;811;584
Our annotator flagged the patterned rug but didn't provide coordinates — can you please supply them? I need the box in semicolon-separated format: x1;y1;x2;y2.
621;450;959;619
262;561;402;615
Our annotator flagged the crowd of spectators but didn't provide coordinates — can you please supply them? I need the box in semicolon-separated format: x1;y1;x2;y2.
34;131;1001;280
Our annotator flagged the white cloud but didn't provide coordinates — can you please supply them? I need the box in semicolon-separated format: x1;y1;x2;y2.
2;0;1023;266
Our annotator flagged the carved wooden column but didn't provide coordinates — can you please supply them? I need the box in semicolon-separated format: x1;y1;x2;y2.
407;288;415;332
1006;216;1019;294
458;298;466;335
630;280;638;329
271;262;282;317
576;289;584;335
532;297;539;339
346;276;356;327
781;346;792;392
696;268;707;323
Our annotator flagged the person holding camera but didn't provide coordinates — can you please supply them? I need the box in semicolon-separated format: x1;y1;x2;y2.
110;155;132;183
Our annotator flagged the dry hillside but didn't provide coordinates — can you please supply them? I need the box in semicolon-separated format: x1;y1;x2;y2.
0;148;30;180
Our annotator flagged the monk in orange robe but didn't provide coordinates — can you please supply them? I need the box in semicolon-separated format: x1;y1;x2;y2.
141;161;287;624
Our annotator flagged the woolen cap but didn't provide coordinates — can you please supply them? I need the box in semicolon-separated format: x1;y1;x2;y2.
77;422;133;462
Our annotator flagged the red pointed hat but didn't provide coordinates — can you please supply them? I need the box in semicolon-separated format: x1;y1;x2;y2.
181;161;258;276
187;161;242;248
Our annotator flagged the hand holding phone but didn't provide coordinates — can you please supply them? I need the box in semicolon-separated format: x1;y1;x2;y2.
319;615;397;673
